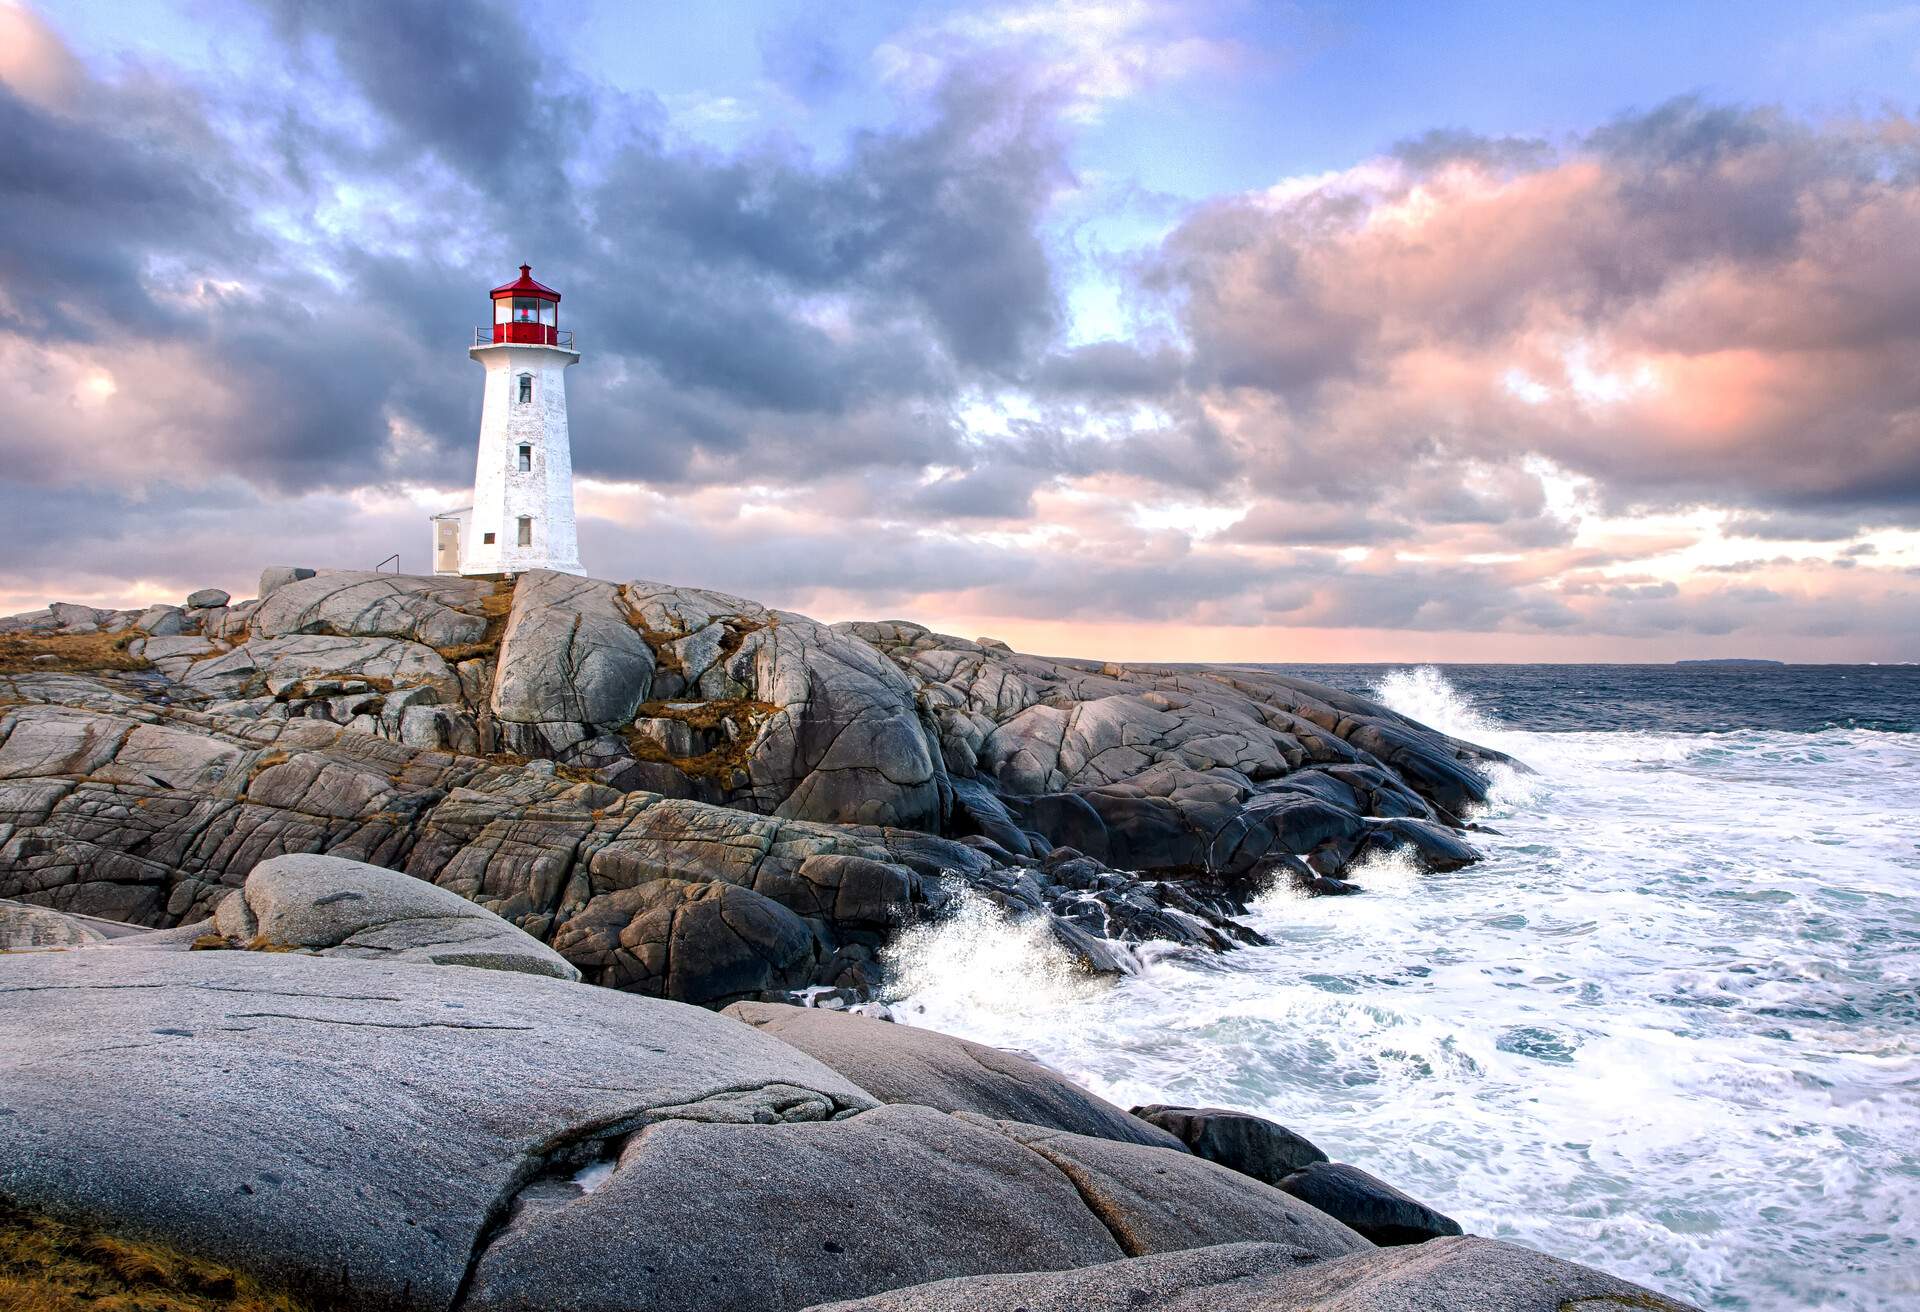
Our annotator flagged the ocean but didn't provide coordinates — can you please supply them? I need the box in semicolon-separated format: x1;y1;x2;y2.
885;663;1920;1312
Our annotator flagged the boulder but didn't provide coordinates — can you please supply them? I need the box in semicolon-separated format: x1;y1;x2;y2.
491;570;655;750
725;1003;1184;1151
208;850;580;980
135;603;188;635
548;876;820;1003
257;565;318;598
958;1116;1370;1260
802;1235;1701;1311
1277;1162;1463;1246
1130;1105;1329;1186
0;949;875;1312
0;897;109;948
185;587;231;609
462;1104;1128;1312
47;602;106;631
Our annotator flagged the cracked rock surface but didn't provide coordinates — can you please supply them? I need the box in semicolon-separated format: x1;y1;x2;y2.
0;948;875;1311
2;565;1506;1010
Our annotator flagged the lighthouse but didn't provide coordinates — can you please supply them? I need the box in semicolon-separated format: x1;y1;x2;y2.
431;265;585;578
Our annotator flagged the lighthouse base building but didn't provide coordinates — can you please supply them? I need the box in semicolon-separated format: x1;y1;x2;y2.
432;265;585;578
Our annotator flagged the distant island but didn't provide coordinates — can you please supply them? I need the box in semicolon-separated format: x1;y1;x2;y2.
1676;658;1787;667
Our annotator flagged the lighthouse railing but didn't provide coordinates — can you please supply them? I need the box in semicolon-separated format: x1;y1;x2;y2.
472;327;577;349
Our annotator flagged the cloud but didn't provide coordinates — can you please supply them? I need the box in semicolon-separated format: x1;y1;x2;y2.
1153;100;1920;523
3;5;1919;660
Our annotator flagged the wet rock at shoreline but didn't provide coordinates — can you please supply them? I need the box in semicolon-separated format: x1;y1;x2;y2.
1131;1105;1330;1184
1276;1162;1465;1247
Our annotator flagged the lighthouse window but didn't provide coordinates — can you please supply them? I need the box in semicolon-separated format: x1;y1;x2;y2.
518;445;532;471
517;374;532;404
513;298;540;323
517;516;533;547
482;532;496;545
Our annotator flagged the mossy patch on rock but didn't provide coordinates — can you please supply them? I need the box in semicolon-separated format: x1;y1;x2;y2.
0;1203;314;1312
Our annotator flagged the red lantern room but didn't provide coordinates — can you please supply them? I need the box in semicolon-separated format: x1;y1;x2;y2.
488;264;565;345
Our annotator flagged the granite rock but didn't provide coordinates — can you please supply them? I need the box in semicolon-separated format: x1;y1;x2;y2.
1277;1161;1465;1247
249;570;493;648
802;1235;1701;1311
207;850;580;979
1131;1105;1330;1185
0;948;874;1311
725;1002;1185;1150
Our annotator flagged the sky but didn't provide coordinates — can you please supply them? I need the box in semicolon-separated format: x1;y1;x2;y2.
4;0;1919;662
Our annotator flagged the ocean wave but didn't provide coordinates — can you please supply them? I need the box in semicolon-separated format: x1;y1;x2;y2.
896;666;1920;1311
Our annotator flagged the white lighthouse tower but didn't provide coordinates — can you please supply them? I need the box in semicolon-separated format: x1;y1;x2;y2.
431;265;585;577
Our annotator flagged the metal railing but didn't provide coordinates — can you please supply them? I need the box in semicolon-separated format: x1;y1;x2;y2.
373;553;400;574
472;327;576;349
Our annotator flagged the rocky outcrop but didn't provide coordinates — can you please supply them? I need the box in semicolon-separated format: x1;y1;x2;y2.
0;566;1505;1010
461;1103;1139;1312
182;634;460;702
620;581;944;830
804;1235;1699;1310
0;687;1251;1005
959;1115;1371;1261
0;568;1705;1312
1;896;111;948
0;946;1700;1311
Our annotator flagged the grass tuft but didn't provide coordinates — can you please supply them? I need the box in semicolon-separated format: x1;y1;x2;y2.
0;1203;314;1311
0;632;151;676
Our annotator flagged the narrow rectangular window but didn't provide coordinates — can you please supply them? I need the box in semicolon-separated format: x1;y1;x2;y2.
518;445;532;472
517;374;533;403
482;532;496;545
517;517;533;547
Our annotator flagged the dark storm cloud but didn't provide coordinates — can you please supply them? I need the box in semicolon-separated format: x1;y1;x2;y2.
1;4;1074;500
255;0;589;194
907;460;1042;519
0;82;248;340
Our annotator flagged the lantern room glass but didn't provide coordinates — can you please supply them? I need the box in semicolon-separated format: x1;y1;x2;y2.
495;299;557;327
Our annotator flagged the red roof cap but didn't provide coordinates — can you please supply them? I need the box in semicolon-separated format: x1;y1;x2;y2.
490;263;561;302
